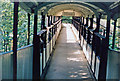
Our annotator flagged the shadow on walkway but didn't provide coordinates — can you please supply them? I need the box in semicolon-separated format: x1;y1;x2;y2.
45;23;94;80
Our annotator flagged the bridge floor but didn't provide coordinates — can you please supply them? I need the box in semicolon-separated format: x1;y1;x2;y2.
45;23;94;80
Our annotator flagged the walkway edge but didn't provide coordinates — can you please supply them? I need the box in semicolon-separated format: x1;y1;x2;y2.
41;26;62;79
70;24;96;80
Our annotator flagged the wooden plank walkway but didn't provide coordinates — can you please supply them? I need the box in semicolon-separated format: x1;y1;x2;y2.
45;23;94;80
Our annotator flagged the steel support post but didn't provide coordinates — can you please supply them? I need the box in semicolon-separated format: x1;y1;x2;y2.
13;2;19;80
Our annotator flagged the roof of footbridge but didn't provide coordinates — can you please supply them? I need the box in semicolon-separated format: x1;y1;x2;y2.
18;0;120;19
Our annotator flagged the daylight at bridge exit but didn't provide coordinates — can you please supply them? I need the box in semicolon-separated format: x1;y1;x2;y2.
0;0;120;81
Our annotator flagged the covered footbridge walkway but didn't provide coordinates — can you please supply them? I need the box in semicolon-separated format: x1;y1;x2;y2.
0;1;120;81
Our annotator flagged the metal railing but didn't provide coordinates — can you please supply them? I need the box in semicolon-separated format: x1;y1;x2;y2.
0;18;62;80
72;18;120;80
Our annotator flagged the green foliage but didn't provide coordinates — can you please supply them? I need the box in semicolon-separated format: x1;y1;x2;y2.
109;27;120;51
62;16;72;23
0;2;36;53
0;2;13;52
0;2;119;53
18;7;28;48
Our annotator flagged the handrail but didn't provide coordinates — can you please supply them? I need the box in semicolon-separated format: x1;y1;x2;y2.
109;48;120;53
73;19;113;35
72;19;80;25
93;20;113;34
17;44;33;51
89;29;94;33
0;44;33;55
0;50;13;55
47;25;54;29
73;18;120;52
94;32;106;39
53;19;62;25
47;19;61;29
93;20;106;29
0;17;62;80
37;29;47;36
0;19;62;56
72;17;120;80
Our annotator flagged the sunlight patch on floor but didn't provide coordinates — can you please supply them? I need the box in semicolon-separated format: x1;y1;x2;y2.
63;23;76;43
45;23;93;79
67;57;83;62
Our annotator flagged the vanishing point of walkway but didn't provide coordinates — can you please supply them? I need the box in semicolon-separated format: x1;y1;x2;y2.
45;23;94;80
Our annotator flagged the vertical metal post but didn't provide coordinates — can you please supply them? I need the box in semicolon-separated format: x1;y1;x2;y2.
86;15;89;26
84;16;89;39
112;20;117;49
106;16;111;47
51;15;53;25
92;14;101;76
98;16;111;80
41;12;46;73
81;17;82;24
79;17;81;41
33;12;37;40
13;2;19;79
54;16;55;23
41;12;45;29
95;14;101;32
81;17;84;35
83;17;84;25
48;15;50;26
90;15;94;29
33;11;40;79
27;13;30;45
87;15;94;44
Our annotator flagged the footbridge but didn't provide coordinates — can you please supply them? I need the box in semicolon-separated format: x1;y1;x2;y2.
0;1;120;81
